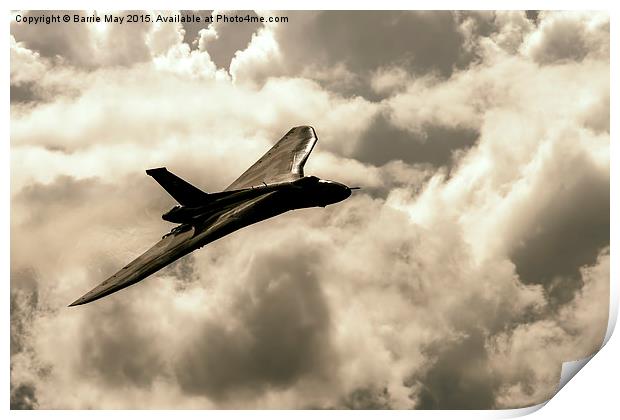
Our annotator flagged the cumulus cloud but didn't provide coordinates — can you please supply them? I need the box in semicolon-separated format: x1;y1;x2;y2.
488;250;609;408
197;10;262;70
11;11;153;69
522;11;610;64
230;11;473;98
10;10;609;409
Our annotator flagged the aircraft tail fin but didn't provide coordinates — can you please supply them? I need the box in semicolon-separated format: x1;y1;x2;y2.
146;167;209;206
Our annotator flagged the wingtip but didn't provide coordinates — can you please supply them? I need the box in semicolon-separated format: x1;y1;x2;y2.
68;296;89;307
291;125;316;138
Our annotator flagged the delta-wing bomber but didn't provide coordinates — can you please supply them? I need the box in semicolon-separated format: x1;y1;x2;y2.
69;126;356;306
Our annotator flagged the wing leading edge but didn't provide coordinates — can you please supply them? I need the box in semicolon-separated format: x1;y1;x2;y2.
68;192;279;306
225;126;318;191
68;227;197;306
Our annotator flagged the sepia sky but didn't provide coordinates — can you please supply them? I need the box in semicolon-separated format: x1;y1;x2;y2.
10;10;610;409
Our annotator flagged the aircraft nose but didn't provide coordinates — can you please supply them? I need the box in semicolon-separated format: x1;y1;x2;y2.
317;179;353;206
332;182;351;203
342;185;352;200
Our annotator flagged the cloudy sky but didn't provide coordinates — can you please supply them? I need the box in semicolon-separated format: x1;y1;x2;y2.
10;10;610;409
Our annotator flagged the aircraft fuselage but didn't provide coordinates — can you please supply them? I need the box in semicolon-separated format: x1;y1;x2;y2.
161;176;351;228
